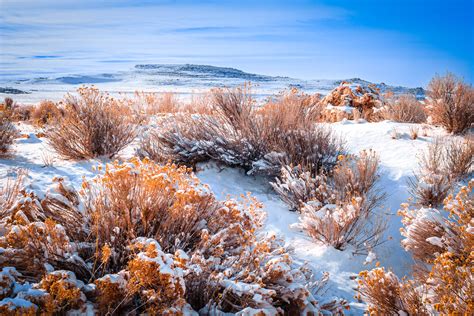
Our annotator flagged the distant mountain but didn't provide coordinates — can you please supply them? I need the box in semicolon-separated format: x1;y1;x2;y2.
134;64;278;81
0;64;425;102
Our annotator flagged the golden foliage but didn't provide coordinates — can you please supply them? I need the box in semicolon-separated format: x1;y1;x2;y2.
31;100;63;126
360;181;473;315
1;158;336;314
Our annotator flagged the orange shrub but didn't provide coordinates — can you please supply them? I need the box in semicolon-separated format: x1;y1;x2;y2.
31;100;63;126
0;159;341;314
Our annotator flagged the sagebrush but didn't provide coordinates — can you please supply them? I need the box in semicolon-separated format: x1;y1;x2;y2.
0;159;347;314
47;87;137;159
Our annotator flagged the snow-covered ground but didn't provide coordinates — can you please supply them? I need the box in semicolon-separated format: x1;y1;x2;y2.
0;119;450;314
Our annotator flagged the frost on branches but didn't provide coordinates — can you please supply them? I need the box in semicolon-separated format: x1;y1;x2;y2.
359;180;473;315
0;158;346;315
272;150;386;252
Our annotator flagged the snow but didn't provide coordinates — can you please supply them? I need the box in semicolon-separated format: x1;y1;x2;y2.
426;237;443;248
0;297;37;310
364;251;377;265
0;115;455;315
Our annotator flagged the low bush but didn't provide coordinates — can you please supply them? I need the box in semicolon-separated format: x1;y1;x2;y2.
359;180;473;315
0;107;17;157
273;151;386;252
11;104;35;121
0;159;347;314
428;73;474;134
139;86;343;175
46;87;137;159
409;137;473;207
31;100;63;126
382;95;427;123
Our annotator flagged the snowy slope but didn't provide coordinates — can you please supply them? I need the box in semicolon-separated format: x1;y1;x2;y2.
0;119;450;314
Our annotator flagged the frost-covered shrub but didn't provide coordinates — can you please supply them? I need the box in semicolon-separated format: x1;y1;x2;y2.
410;137;473;207
0;108;17;157
46;87;137;159
0;159;344;314
357;268;428;315
270;165;332;211
443;136;474;180
359;180;473;315
121;238;192;315
381;95;427;123
274;151;386;251
261;126;344;175
332;150;384;208
428;73;474;134
299;196;386;251
139;86;342;176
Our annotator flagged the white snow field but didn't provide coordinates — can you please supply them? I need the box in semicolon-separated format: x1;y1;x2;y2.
0;117;452;314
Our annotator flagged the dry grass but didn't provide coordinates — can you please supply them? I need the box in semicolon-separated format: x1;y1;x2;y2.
31;100;63;126
46;87;137;160
428;73;474;134
382;95;427;123
409;127;418;139
129;91;180;116
182;91;215;114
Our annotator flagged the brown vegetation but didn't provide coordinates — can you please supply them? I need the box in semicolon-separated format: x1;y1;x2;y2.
428;73;474;134
46;87;137;159
296;151;386;251
0;101;17;157
31;100;63;126
382;95;427;123
0;159;346;314
409;137;473;206
140;86;343;175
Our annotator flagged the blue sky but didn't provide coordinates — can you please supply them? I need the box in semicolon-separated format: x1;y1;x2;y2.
0;0;472;86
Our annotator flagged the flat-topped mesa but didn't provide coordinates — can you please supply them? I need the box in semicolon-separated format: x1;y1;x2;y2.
318;81;385;121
